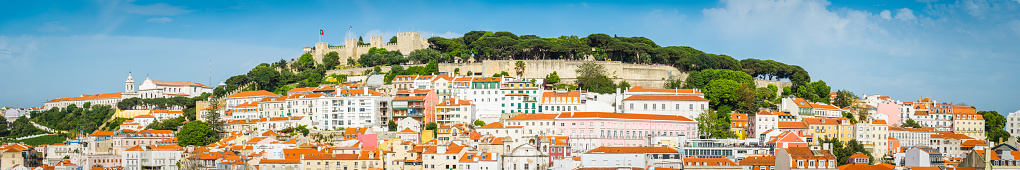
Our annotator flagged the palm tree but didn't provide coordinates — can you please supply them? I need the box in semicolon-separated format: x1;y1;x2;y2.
514;60;526;79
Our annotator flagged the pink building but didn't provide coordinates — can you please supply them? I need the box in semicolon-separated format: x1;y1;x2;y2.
394;90;440;123
554;112;698;153
766;131;808;155
539;136;570;164
876;101;902;126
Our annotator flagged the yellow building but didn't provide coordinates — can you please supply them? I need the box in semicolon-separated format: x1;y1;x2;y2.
836;117;856;143
803;117;838;145
952;108;985;140
731;113;749;139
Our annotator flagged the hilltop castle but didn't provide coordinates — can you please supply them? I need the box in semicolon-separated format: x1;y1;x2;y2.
304;31;430;64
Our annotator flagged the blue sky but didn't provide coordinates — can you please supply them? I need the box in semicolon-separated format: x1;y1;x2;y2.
1;0;1018;114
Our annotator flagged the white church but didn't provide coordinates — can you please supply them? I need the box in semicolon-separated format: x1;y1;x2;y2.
127;73;214;99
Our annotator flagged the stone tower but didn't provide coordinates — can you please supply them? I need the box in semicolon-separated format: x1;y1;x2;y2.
125;72;135;93
370;36;384;48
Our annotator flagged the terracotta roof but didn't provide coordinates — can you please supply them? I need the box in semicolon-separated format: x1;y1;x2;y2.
543;91;582;98
88;131;116;137
778;121;809;129
626;86;702;94
872;119;887;125
957;140;986;147
756;110;788;116
849;154;869;159
507;113;559;121
437;98;473;106
812;103;841;110
398;128;417;133
730;113;748;121
586;146;678;153
683;157;738;166
151;80;210;88
623;95;708;101
803;118;838;125
305;154;360;160
471;77;500;82
125;145;144;151
332;89;383;96
133;114;155;119
783;147;835;159
227;90;277;98
738;156;776;166
246;137;268;144
837;163;895;170
393;96;427;101
478;122;507;129
557;112;694;121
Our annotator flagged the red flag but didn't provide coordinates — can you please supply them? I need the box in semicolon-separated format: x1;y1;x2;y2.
320;30;324;35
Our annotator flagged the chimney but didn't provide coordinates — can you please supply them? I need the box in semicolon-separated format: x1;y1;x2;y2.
455;99;459;105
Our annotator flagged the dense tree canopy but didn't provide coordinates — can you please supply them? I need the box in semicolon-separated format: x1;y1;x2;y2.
358;47;407;67
31;103;116;134
575;62;617;94
978;110;1010;141
819;137;873;165
2;117;48;138
680;69;754;89
322;51;340;68
177;121;218;147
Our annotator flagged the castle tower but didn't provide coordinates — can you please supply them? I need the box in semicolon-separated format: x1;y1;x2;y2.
313;42;328;64
370;36;383;48
125;72;135;93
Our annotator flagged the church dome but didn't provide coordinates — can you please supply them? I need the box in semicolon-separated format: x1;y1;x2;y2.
507;143;545;157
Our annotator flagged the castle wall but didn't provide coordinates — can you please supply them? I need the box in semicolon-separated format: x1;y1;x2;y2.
310;32;428;64
327;60;793;90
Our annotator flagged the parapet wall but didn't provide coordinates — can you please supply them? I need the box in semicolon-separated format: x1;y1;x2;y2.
328;60;791;90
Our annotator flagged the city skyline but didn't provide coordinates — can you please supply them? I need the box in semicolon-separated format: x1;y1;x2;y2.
2;0;1019;113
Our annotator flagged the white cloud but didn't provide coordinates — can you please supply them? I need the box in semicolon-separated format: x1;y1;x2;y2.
146;17;174;23
36;22;69;32
645;9;686;28
880;10;892;20
121;2;192;16
0;35;39;68
895;8;917;21
695;0;1020;112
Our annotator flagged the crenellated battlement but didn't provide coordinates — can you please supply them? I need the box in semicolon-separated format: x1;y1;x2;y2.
308;31;430;64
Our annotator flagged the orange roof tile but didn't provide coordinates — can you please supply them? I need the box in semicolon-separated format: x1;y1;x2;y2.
623;95;708;101
506;113;559;121
227;90;277;98
471;77;500;82
543;91;582;98
587;146;678;153
478;122;506;129
626;86;702;94
393;96;427;101
778;121;808;129
738;156;776;166
557;112;694;121
437;98;473;106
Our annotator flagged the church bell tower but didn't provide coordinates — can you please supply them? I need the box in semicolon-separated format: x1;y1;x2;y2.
125;72;135;93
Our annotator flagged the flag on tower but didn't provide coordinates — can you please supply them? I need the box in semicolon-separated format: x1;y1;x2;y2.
320;29;324;35
349;25;352;30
